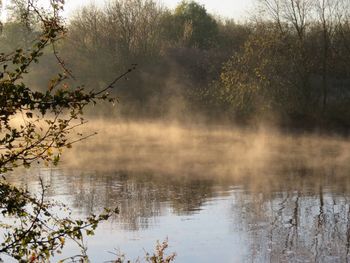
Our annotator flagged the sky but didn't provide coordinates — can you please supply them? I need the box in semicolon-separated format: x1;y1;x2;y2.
63;0;254;21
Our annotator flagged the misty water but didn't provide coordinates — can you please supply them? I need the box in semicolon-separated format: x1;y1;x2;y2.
8;121;350;262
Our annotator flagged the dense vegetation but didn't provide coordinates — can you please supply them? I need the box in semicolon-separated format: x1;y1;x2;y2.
2;0;350;129
0;1;121;261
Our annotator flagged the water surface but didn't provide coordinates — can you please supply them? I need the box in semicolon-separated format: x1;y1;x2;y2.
8;121;350;262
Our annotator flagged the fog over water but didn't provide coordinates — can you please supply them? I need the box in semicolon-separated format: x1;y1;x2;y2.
8;120;350;262
63;120;350;180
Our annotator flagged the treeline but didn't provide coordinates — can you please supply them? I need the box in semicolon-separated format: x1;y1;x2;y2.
2;0;350;129
216;0;350;129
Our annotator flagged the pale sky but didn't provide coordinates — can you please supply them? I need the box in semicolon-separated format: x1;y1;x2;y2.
63;0;254;21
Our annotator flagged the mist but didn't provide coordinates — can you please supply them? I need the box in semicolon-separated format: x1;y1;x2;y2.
62;119;350;182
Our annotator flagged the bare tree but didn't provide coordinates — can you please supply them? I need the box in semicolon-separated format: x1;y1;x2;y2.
104;0;165;62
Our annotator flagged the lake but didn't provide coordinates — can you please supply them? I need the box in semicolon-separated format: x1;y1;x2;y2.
7;121;350;262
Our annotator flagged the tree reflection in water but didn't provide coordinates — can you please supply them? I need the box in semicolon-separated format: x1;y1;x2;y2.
7;166;350;262
233;174;350;262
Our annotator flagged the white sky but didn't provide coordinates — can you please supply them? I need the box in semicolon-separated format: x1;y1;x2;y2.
63;0;254;21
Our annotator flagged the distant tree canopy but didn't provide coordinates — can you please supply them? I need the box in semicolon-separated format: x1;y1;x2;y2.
53;0;243;117
215;0;350;126
2;0;350;128
171;1;219;49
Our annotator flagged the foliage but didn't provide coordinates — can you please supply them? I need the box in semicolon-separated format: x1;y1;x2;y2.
112;239;176;263
171;1;218;49
62;0;166;112
3;0;350;128
0;178;117;262
0;0;133;261
217;0;350;125
217;24;312;118
144;240;176;263
5;0;249;119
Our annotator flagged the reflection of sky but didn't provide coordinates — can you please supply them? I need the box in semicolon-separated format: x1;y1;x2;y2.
7;169;249;262
7;167;350;262
69;195;248;263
